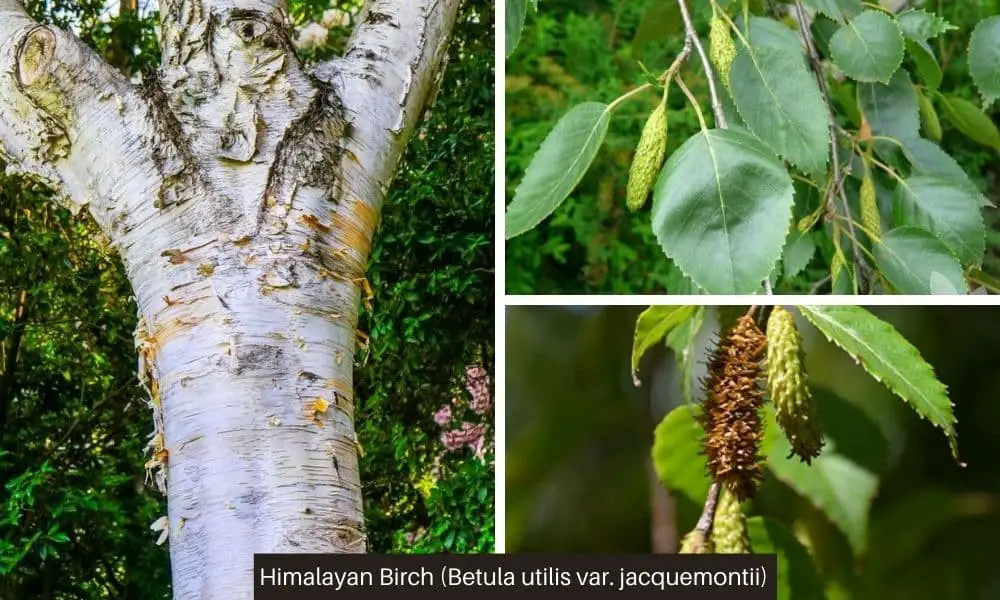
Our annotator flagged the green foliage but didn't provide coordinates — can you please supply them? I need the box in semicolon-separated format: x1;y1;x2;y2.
746;517;825;600
797;305;957;457
506;0;1000;294
652;128;795;293
505;102;611;238
646;304;961;588
1;0;494;597
630;305;693;378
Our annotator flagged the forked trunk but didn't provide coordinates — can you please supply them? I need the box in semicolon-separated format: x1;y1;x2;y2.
0;1;462;597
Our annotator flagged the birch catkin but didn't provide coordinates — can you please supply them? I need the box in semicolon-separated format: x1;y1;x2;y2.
626;101;668;212
711;488;752;554
766;306;825;464
710;11;736;90
860;173;881;239
701;315;767;501
679;530;713;554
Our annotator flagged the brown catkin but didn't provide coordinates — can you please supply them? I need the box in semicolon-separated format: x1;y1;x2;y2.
626;101;668;212
700;314;767;501
860;173;881;240
710;13;736;90
766;306;824;463
679;530;713;554
711;488;752;554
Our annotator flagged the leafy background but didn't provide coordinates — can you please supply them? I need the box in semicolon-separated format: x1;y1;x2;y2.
0;0;495;597
505;0;1000;293
506;306;1000;599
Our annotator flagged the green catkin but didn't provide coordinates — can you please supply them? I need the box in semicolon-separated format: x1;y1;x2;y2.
626;101;668;212
766;306;825;464
711;488;752;554
679;530;713;554
860;173;881;239
710;12;736;90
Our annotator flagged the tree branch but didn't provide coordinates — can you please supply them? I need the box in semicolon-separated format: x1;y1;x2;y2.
315;0;463;211
677;0;727;129
792;0;871;290
696;482;721;540
0;0;161;229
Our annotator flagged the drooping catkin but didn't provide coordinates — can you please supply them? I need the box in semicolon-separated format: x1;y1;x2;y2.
711;488;752;554
626;101;668;212
710;11;736;90
859;173;881;240
766;306;825;464
700;314;767;501
679;529;713;554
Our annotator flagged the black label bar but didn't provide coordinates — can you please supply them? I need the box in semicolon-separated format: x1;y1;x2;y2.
254;554;777;599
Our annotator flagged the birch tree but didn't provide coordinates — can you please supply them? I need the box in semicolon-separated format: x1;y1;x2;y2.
0;0;463;597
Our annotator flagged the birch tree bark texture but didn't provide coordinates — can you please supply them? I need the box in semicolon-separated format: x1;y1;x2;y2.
0;0;462;597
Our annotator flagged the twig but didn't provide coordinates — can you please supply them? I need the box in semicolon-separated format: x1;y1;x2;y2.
677;0;727;129
695;482;722;539
792;0;871;291
809;274;832;294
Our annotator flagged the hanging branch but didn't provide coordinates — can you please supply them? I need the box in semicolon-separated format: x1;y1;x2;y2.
792;0;872;291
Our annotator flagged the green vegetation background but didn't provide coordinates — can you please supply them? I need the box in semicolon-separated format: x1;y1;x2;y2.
505;0;1000;293
505;307;1000;600
0;1;495;597
506;306;1000;599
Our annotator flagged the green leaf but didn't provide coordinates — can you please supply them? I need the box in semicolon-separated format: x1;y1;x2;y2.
906;39;942;91
802;0;862;24
652;129;795;294
873;227;968;295
857;69;919;141
505;102;611;239
631;306;695;381
746;517;826;600
505;0;527;58
893;175;985;265
898;138;982;199
968;16;1000;108
768;438;879;556
665;306;705;406
745;17;805;59
937;95;1000;150
797;306;958;459
651;406;710;507
896;9;955;42
781;231;816;281
730;45;830;174
830;10;904;83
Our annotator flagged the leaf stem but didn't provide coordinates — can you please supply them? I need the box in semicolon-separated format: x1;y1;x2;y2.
607;83;655;112
675;75;709;132
678;0;728;129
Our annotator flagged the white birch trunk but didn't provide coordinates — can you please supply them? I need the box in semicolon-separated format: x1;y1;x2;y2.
0;0;462;597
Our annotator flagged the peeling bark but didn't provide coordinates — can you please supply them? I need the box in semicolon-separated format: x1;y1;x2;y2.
0;0;463;597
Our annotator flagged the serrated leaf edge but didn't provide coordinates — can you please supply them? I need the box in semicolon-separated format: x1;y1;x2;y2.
830;10;905;85
797;306;957;439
